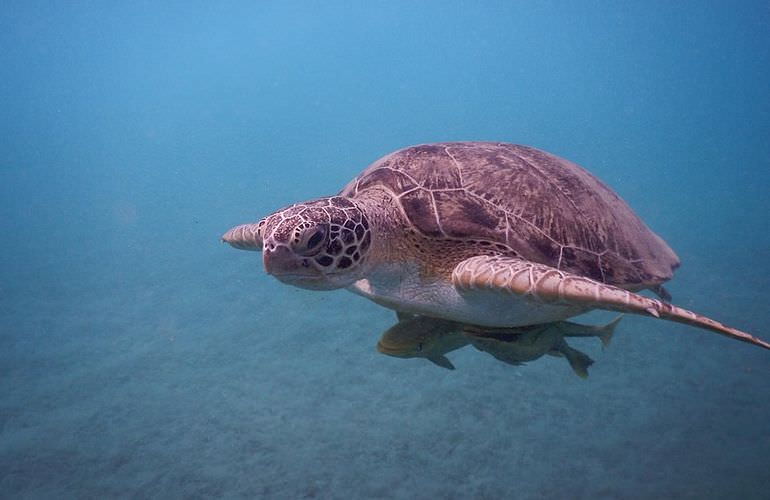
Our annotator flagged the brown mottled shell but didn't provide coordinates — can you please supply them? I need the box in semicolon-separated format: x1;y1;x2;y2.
340;142;680;288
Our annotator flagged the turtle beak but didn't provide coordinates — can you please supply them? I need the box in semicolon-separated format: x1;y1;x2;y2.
262;245;303;276
262;244;332;290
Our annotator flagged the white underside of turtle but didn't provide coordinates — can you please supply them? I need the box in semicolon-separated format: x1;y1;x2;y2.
348;261;584;327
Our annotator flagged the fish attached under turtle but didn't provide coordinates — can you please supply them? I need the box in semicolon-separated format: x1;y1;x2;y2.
376;312;621;378
223;142;770;369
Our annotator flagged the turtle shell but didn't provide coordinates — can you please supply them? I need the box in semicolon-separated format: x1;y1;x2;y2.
340;142;679;289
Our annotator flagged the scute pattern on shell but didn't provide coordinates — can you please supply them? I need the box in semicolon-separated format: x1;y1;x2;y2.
340;142;680;288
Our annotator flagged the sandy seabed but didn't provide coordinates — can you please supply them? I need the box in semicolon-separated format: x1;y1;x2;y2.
2;241;769;499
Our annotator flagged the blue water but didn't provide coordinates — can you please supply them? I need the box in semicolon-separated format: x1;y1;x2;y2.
2;2;769;498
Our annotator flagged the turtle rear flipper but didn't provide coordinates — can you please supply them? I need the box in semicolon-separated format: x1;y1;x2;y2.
651;284;672;302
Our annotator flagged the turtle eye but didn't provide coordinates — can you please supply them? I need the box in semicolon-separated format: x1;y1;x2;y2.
295;225;328;256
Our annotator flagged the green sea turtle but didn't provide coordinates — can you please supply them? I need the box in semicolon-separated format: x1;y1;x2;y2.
223;142;769;352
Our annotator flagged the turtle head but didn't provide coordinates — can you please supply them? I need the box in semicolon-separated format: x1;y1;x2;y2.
222;196;372;290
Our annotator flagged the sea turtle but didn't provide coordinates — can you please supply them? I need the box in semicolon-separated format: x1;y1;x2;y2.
222;142;769;351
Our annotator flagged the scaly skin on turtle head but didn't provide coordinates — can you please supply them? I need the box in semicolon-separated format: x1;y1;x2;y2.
222;196;373;290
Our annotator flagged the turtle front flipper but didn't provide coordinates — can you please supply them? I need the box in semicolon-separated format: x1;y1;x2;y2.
452;255;770;350
222;223;264;250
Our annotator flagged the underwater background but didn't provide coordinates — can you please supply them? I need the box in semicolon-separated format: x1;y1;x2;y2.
2;1;769;498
